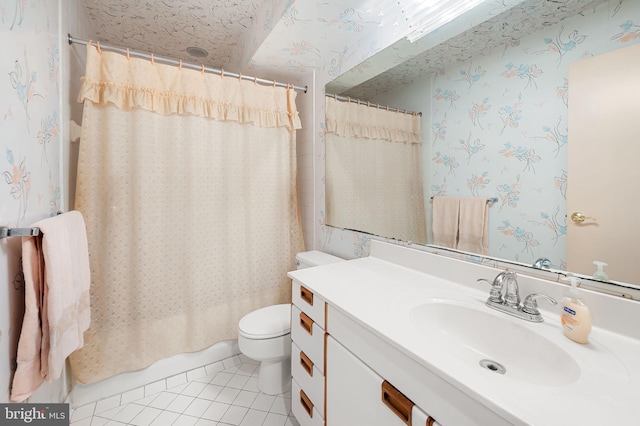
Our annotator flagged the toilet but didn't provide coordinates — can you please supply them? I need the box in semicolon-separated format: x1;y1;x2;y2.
238;250;343;395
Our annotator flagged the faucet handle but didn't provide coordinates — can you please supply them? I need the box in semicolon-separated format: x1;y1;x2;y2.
533;258;552;269
477;278;504;304
522;293;557;315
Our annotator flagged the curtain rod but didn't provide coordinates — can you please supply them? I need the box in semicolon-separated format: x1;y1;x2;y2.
67;34;307;93
326;92;422;116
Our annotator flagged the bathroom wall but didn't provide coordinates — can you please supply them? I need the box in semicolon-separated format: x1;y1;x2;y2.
0;0;92;403
313;0;640;261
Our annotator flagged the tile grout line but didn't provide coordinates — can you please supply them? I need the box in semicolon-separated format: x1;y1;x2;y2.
70;354;299;426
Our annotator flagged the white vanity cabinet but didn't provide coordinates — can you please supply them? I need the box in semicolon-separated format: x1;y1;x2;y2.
290;280;327;426
290;279;442;426
288;242;640;425
326;335;439;426
289;279;511;426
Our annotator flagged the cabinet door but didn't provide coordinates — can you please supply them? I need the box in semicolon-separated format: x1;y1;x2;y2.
326;336;410;426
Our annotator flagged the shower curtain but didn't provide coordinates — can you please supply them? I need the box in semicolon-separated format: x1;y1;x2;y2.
69;45;304;384
325;97;426;244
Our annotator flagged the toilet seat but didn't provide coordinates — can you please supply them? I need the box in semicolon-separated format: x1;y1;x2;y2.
238;304;291;339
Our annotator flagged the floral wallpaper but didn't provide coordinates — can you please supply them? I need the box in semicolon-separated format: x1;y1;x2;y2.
1;1;61;225
0;0;92;404
428;0;640;269
1;0;61;403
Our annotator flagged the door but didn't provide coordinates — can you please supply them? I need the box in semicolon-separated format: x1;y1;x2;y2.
567;42;640;284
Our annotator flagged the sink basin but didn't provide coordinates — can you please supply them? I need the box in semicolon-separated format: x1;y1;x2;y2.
410;300;581;386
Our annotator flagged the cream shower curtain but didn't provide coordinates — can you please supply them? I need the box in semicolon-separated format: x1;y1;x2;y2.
69;45;304;384
325;97;426;243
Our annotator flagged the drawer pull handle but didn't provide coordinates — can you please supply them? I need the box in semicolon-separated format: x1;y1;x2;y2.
300;351;314;377
299;312;313;335
381;380;413;425
300;389;314;418
300;285;314;306
427;416;438;426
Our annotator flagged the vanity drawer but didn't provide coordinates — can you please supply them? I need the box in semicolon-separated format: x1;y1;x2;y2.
292;280;326;328
292;379;325;426
291;304;326;374
292;342;325;417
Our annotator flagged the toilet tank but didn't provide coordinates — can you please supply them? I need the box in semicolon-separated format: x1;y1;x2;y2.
296;250;343;270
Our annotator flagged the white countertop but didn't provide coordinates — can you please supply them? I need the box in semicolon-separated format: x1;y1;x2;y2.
288;248;640;426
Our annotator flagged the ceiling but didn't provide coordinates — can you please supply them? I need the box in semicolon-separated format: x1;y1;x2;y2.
80;0;614;92
81;0;264;69
80;0;388;75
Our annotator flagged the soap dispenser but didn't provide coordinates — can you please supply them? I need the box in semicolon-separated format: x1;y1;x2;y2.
560;275;592;344
593;261;609;281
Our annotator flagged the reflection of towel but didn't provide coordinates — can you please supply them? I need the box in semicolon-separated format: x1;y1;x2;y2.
458;197;489;255
11;211;91;402
432;196;460;249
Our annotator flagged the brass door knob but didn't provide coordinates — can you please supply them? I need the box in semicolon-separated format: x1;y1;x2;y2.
571;212;596;223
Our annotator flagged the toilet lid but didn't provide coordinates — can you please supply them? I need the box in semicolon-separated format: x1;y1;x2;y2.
238;304;291;339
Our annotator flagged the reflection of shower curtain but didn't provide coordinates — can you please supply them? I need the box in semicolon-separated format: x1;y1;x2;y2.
325;97;426;243
69;45;304;384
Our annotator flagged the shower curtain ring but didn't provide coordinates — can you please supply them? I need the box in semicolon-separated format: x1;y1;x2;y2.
96;41;102;53
238;72;242;81
151;53;155;65
201;64;205;74
220;68;224;78
126;48;130;60
254;76;258;84
179;60;182;70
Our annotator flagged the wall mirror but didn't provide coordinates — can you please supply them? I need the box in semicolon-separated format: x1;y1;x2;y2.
324;0;640;295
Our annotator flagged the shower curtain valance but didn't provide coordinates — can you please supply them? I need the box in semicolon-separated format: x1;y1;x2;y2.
325;97;422;144
78;45;301;130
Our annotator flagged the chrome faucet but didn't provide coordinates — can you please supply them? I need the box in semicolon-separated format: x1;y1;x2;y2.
532;257;551;269
477;271;556;322
503;272;520;308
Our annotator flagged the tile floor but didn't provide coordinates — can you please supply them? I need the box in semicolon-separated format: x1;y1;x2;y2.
69;354;300;426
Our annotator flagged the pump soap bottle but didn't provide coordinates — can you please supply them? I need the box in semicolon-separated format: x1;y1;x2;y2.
593;261;608;281
560;276;592;344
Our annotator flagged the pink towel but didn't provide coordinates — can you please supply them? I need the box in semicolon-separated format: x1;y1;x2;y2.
11;211;91;402
457;198;489;255
431;196;460;249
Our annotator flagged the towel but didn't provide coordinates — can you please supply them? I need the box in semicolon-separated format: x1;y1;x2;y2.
457;197;489;255
431;196;460;249
11;211;91;402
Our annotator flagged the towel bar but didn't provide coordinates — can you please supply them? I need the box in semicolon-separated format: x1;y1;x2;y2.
0;212;65;239
430;196;498;204
0;226;40;239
